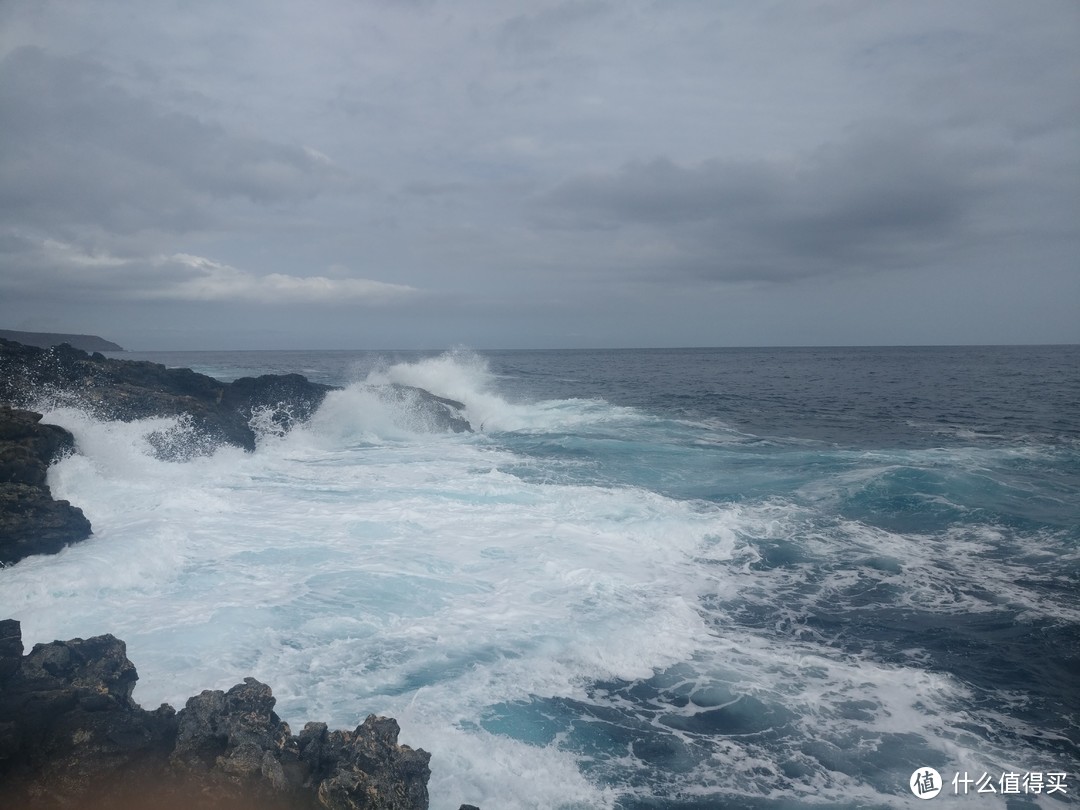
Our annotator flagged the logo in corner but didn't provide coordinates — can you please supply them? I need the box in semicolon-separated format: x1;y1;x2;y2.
910;767;943;799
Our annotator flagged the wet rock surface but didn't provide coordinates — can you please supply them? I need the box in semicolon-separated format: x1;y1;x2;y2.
0;406;91;565
0;339;471;561
378;384;472;435
0;338;471;458
0;338;334;455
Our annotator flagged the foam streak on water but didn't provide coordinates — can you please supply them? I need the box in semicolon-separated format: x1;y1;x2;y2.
3;348;1078;809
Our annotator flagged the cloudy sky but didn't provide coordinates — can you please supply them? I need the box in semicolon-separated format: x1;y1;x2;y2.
1;1;1077;349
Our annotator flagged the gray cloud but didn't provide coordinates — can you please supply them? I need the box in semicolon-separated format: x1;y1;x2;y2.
0;1;1076;348
535;123;992;281
0;233;418;308
499;1;612;55
0;47;352;236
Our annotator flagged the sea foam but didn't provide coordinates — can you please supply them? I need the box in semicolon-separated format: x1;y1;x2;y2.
3;349;1074;809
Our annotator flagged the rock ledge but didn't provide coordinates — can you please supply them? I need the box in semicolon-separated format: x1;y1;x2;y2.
0;619;432;809
0;406;92;565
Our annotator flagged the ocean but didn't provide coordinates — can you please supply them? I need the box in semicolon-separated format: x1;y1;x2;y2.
3;346;1078;808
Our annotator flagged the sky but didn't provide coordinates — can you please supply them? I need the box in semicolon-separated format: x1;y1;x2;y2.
0;1;1077;350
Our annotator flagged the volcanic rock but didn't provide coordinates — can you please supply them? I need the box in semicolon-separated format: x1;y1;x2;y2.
0;406;91;565
0;338;471;458
0;338;334;455
0;620;432;809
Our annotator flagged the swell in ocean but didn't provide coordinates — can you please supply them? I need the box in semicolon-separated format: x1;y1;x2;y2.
3;347;1078;808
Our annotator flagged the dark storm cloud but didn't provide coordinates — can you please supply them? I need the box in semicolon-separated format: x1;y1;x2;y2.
535;124;987;281
0;47;352;236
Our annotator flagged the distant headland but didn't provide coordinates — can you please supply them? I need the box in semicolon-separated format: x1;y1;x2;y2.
0;329;123;352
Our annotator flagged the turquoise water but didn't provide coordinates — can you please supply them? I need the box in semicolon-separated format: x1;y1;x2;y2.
3;346;1078;808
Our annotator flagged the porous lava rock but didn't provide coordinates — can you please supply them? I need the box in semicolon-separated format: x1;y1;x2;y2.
0;620;433;809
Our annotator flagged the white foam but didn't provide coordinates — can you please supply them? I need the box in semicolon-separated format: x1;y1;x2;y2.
3;368;1068;807
417;726;615;810
355;349;643;435
2;398;738;805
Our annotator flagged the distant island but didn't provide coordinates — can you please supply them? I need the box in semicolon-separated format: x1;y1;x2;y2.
0;329;123;352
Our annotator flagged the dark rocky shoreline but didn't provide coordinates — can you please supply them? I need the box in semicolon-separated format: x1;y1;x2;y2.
0;338;470;458
0;337;336;455
0;338;482;809
0;619;432;809
0;406;92;565
0;337;471;563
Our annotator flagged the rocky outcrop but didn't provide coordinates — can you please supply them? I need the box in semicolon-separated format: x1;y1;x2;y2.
378;384;472;435
0;619;175;807
0;406;92;565
0;340;472;562
0;338;334;455
0;620;432;809
0;339;472;458
169;679;431;810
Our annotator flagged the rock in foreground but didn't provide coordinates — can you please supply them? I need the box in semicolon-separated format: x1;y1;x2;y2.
0;620;431;809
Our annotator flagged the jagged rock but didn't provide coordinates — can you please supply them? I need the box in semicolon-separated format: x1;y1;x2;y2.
304;715;431;810
0;339;472;565
224;374;331;437
0;621;431;809
0;406;92;565
0;621;176;807
0;338;335;455
170;678;304;802
0;338;471;459
379;384;472;434
0;405;76;484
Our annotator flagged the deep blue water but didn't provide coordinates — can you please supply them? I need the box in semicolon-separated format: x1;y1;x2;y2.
9;345;1079;808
